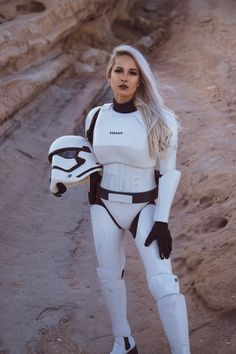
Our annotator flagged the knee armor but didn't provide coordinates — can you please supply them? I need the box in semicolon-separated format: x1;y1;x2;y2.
148;273;180;300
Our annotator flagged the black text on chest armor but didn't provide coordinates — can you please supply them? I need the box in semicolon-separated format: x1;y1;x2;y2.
109;131;123;135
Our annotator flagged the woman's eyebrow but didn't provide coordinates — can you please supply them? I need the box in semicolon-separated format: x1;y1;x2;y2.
114;66;138;71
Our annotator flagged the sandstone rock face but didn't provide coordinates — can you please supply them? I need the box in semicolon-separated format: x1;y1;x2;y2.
0;1;235;354
0;0;170;124
0;0;136;123
151;2;236;351
79;47;109;67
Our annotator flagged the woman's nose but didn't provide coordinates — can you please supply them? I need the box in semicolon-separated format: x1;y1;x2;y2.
121;73;128;82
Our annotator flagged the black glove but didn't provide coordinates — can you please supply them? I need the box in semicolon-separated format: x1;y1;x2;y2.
144;221;172;259
53;183;67;197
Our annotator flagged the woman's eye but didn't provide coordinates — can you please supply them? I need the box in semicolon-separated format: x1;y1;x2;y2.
130;71;138;76
114;68;123;73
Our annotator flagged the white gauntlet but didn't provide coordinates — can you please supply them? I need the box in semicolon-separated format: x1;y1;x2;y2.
154;169;181;223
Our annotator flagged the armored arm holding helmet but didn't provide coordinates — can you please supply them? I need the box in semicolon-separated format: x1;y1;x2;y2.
48;134;102;197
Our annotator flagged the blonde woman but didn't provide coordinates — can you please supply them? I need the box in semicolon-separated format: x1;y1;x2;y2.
85;45;191;354
48;44;191;354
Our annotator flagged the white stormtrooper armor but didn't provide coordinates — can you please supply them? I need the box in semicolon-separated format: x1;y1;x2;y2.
86;99;191;354
48;135;102;195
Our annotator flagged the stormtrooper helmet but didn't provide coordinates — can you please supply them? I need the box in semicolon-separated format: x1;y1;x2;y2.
48;135;102;195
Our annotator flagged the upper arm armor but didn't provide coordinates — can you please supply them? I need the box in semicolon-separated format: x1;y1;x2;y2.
85;106;101;138
159;111;178;174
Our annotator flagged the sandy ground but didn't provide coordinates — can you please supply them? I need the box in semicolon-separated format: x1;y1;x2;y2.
0;1;236;354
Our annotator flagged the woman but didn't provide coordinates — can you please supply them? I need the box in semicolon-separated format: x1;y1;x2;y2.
84;45;191;354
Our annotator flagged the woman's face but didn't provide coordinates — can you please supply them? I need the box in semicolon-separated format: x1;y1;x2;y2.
108;54;140;103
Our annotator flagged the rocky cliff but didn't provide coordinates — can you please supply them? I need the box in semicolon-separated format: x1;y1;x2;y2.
0;1;235;354
0;0;170;124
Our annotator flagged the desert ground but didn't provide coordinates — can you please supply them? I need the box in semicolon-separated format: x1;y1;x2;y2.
0;1;235;353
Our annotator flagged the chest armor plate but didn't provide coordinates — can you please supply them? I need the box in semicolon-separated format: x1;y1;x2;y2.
93;104;156;168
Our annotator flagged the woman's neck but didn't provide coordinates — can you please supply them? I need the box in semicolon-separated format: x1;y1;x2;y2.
113;97;137;113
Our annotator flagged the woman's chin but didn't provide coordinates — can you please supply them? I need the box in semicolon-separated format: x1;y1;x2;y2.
114;94;134;103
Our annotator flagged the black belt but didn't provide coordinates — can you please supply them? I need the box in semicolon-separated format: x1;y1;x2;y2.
97;185;157;204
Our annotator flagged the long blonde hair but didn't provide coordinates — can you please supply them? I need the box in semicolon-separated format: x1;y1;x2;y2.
106;44;177;161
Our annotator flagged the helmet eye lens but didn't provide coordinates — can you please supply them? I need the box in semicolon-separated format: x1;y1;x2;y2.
58;149;79;159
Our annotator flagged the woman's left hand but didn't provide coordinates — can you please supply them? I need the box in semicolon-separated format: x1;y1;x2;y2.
144;221;172;259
